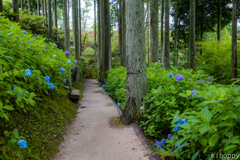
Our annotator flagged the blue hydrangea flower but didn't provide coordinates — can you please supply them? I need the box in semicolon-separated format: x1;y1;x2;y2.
23;31;27;34
63;78;66;82
161;138;166;145
53;55;57;57
54;44;58;47
34;34;37;37
160;149;166;151
67;60;71;64
155;141;162;147
13;88;16;91
174;126;180;132
105;81;107;83
102;85;105;88
65;51;71;56
208;78;214;82
218;99;222;102
0;35;2;38
182;118;187;124
177;144;181;148
175;75;184;81
72;65;76;70
74;60;77;63
118;103;121;107
198;80;205;84
18;140;27;148
45;76;50;83
191;90;196;95
59;67;65;73
24;69;31;77
168;134;172;139
48;83;54;90
19;93;22;96
169;73;174;78
45;46;47;49
106;88;108;91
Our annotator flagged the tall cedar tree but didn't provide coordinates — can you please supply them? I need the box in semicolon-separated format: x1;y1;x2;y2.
54;0;57;40
97;0;101;72
150;0;159;63
231;0;238;82
161;0;164;66
41;0;44;15
122;0;126;67
12;0;19;22
189;0;195;70
217;0;221;42
99;0;104;83
119;0;123;66
44;0;47;23
123;0;147;125
79;0;81;57
174;0;178;67
28;0;30;11
94;0;97;67
164;0;170;68
48;0;52;39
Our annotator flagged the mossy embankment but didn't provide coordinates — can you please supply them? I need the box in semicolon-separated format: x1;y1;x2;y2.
0;81;84;160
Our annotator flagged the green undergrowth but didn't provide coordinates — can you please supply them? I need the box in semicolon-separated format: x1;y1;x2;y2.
0;88;79;160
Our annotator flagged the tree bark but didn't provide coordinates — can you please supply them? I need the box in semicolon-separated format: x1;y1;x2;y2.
231;0;238;82
119;0;123;66
150;0;159;63
54;0;58;40
37;0;40;15
48;0;52;39
97;0;101;72
174;0;178;67
94;0;97;68
122;0;126;67
12;0;20;22
41;0;44;15
20;0;23;11
103;0;110;80
28;0;31;11
72;0;79;82
123;0;147;125
161;0;164;67
67;0;70;42
147;1;150;67
164;0;170;69
44;0;47;23
217;0;221;43
79;0;81;56
200;5;203;55
100;0;105;83
189;0;195;70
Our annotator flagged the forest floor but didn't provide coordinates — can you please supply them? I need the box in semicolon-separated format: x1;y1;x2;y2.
51;79;150;160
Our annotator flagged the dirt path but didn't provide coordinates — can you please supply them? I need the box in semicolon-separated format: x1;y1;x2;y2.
52;79;150;160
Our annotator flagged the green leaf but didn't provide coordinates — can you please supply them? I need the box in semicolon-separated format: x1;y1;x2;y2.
9;138;17;144
199;138;208;147
192;151;199;160
209;134;219;146
4;131;9;137
224;145;238;151
179;93;187;97
199;125;212;134
3;105;14;111
12;129;19;138
202;108;212;122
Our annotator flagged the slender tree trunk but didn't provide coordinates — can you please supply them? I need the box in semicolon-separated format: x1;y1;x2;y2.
28;0;31;11
161;0;164;67
63;0;71;90
100;0;105;83
217;0;221;43
67;0;70;43
200;5;203;55
20;0;23;11
123;0;147;125
54;0;58;40
189;0;195;70
231;0;238;82
12;0;20;22
48;0;52;39
72;0;75;47
164;0;170;69
37;0;40;15
103;0;110;81
97;0;101;73
150;0;159;63
41;0;44;15
147;1;150;67
122;0;126;67
79;0;81;56
44;0;47;23
72;0;79;82
94;0;97;68
174;0;178;67
119;0;123;66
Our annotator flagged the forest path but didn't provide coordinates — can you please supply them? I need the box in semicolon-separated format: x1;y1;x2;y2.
52;79;150;160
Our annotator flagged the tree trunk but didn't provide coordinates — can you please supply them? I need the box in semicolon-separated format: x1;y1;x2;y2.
97;0;101;74
103;0;110;81
100;0;105;83
147;1;150;67
44;0;47;23
123;0;147;125
79;0;81;56
12;0;20;22
67;0;70;42
200;5;203;55
189;0;195;70
94;0;97;68
48;0;52;39
54;0;58;41
41;0;44;15
20;0;23;11
37;0;40;15
161;0;164;67
122;0;126;67
231;0;238;82
119;0;123;66
150;0;159;63
28;0;31;11
174;0;178;67
164;0;170;69
217;0;221;43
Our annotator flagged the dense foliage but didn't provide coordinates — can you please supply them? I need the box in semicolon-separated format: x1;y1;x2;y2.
105;63;240;159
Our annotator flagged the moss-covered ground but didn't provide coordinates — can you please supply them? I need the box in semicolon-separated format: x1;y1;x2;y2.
0;81;84;160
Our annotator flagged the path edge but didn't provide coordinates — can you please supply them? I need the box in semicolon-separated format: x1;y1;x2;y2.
100;86;160;160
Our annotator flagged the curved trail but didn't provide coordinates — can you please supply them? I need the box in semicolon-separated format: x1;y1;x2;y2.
52;79;150;160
